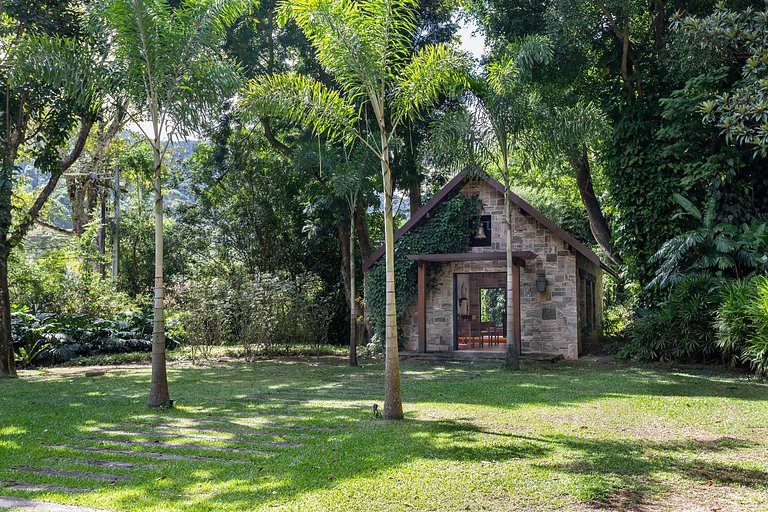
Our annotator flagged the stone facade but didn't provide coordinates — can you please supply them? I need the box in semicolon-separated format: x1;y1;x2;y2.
400;178;598;360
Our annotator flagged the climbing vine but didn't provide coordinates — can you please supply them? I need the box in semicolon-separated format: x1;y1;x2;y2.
366;193;482;347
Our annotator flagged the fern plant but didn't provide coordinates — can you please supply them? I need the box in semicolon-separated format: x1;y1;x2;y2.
650;194;768;289
622;273;722;362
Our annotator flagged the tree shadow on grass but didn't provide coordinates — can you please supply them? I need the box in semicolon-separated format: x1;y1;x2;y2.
522;434;768;511
2;360;767;511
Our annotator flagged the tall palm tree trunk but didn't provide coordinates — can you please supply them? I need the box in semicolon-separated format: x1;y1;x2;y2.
381;131;403;420
503;190;520;370
349;214;358;367
148;126;169;407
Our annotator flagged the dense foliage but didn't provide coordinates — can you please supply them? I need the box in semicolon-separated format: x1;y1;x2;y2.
6;0;768;376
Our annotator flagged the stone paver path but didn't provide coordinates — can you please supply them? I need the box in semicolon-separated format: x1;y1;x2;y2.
1;367;398;511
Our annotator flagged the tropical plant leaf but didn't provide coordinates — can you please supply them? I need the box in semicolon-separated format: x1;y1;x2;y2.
673;193;702;220
393;43;469;124
243;73;357;143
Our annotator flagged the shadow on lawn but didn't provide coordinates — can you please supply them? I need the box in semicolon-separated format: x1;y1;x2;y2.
2;360;767;511
525;434;768;511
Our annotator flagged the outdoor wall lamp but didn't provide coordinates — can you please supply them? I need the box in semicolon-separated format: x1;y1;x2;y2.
535;272;547;293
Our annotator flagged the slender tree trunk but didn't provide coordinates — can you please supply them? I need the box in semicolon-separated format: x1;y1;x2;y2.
569;145;622;268
503;179;520;370
0;147;16;378
112;165;120;281
354;205;373;346
339;223;351;305
408;179;421;216
66;175;91;236
349;213;358;367
0;253;14;378
354;205;371;261
380;130;403;420
148;127;170;407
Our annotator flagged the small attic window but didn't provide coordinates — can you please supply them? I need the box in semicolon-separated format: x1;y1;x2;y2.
469;215;492;247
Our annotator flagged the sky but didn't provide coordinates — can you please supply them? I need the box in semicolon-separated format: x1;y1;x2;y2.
457;17;486;61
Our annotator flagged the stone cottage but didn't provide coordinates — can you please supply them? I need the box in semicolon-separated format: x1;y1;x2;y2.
362;169;613;360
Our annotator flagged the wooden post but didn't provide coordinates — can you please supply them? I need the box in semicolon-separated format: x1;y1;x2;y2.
418;261;426;353
512;263;521;355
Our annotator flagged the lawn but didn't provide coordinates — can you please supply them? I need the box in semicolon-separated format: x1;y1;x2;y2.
1;357;767;511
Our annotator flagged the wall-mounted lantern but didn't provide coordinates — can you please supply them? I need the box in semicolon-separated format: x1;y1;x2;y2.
535;272;547;293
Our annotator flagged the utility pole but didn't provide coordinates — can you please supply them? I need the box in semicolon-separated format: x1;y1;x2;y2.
112;165;120;282
99;189;107;279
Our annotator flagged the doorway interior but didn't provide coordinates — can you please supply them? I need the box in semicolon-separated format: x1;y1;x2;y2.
454;272;506;352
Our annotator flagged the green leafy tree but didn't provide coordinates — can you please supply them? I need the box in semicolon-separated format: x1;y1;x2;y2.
673;5;768;156
243;0;467;419
93;0;248;406
0;1;102;377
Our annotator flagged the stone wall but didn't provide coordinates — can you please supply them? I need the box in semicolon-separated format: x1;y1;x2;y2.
401;178;582;359
576;253;604;354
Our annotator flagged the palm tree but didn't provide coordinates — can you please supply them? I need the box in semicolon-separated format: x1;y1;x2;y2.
95;0;248;406
427;36;553;369
244;0;467;419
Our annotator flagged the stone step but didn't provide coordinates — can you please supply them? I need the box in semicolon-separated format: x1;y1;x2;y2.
119;422;307;438
402;350;564;362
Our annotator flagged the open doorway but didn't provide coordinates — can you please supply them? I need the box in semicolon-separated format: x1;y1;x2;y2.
454;272;506;351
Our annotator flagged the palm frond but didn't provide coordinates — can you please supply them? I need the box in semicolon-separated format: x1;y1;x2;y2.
392;44;469;125
509;35;553;71
278;0;379;102
360;0;418;71
170;55;244;137
243;72;357;143
10;33;103;114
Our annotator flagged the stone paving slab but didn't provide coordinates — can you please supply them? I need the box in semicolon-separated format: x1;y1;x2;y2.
44;445;249;464
0;496;110;511
93;429;300;447
119;423;306;438
131;417;327;431
12;468;128;482
53;458;151;470
230;411;310;418
75;437;282;454
3;483;90;494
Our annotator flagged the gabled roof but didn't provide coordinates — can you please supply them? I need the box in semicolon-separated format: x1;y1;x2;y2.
362;167;611;274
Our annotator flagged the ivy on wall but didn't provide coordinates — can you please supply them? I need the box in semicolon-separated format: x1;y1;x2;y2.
365;193;482;347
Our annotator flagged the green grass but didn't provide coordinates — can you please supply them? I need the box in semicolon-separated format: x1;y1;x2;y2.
1;357;767;511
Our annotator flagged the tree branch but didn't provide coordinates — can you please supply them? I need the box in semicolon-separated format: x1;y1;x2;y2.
34;220;74;236
261;116;294;159
9;118;93;249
